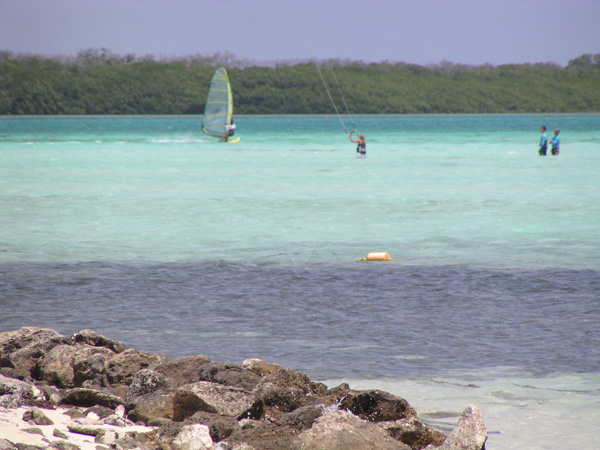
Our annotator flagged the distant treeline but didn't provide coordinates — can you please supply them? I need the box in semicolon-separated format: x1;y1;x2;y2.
1;49;599;115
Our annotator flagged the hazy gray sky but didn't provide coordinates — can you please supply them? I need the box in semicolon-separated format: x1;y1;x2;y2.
2;0;599;66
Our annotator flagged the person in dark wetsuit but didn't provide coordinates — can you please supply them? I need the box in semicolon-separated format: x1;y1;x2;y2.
538;125;548;156
348;129;366;157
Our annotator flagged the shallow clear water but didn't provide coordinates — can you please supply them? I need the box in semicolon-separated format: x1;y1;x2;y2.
1;115;599;449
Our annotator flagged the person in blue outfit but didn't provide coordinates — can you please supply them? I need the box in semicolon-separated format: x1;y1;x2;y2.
550;128;560;155
538;126;548;156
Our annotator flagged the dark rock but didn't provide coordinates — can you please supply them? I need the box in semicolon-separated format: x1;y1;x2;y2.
111;433;151;450
62;388;124;409
127;389;176;423
0;367;33;383
0;374;44;408
155;420;184;441
36;345;77;388
23;407;54;425
338;389;416;422
38;345;115;389
249;369;331;418
53;428;69;439
222;406;321;450
253;382;307;415
0;438;18;450
154;355;211;388
324;382;351;397
82;405;114;420
146;417;173;427
381;417;447;450
72;349;113;388
185;411;240;442
0;327;70;376
33;383;62;405
291;410;411;450
105;349;168;387
71;329;126;354
226;418;297;450
172;388;216;421
190;362;262;390
238;399;264;421
63;407;86;419
127;429;164;450
67;423;104;437
262;369;327;396
22;427;45;436
173;382;256;421
46;441;82;450
14;444;46;450
277;405;324;432
127;369;169;400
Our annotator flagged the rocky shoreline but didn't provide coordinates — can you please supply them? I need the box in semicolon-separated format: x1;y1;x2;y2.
0;327;487;450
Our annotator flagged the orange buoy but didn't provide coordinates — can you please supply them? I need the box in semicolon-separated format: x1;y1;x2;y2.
366;252;391;261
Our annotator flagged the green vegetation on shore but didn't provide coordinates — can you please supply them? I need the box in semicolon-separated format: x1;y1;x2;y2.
1;50;599;115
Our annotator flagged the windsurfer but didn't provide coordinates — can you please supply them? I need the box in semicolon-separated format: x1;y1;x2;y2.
348;129;366;156
220;119;236;142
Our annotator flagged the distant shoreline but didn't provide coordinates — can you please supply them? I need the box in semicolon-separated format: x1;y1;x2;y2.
1;51;599;115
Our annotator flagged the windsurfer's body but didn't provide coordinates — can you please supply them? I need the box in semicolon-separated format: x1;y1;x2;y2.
220;120;236;142
348;129;366;156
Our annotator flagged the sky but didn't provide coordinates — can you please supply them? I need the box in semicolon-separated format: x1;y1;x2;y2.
1;0;599;67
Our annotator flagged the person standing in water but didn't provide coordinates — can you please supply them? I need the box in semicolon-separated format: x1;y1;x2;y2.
348;129;366;157
550;128;560;155
538;125;548;156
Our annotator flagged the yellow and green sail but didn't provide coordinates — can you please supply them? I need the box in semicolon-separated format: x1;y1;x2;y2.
201;67;233;138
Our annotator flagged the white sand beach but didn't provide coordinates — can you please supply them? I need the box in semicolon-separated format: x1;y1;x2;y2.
0;406;153;450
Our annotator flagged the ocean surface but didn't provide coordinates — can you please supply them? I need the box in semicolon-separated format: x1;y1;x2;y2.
1;114;599;449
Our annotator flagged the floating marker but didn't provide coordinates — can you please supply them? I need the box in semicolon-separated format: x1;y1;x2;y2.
356;252;401;261
367;252;391;261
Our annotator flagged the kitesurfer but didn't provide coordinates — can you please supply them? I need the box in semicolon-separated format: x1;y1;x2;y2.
348;129;366;157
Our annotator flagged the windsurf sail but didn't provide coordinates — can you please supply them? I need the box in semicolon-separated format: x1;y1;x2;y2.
202;67;233;138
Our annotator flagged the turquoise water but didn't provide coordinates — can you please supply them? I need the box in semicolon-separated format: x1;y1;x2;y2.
1;114;599;269
1;115;600;450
